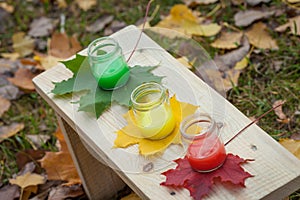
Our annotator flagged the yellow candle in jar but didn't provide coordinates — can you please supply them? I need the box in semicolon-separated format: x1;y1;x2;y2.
136;103;175;140
131;82;176;140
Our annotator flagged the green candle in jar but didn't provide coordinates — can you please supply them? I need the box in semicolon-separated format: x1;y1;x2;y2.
88;37;130;90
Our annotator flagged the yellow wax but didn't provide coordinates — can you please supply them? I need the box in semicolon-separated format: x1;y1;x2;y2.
136;103;176;140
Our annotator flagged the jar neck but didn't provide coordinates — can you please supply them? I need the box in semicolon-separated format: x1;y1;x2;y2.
87;37;121;61
180;114;218;141
131;82;167;111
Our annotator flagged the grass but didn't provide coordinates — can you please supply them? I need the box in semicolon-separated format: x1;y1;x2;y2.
0;0;300;198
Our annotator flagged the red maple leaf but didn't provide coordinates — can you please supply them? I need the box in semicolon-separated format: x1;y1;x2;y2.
161;153;253;200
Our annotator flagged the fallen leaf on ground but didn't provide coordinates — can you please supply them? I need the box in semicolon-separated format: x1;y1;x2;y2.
16;149;46;170
279;138;300;159
34;54;61;70
28;17;54;37
275;15;300;36
0;59;19;73
39;128;81;185
49;32;82;59
214;36;250;70
114;96;198;156
245;22;278;50
7;68;37;91
273;100;290;123
0;2;14;13
183;0;218;6
246;0;271;6
86;15;114;33
121;192;141;200
104;20;127;36
22;185;38;200
0;123;24;142
75;0;96;11
1;52;20;61
12;32;35;57
161;154;253;200
0;185;19;200
156;4;221;37
0;96;10;117
48;185;84;200
211;31;243;49
234;10;274;27
234;53;250;70
177;56;195;69
26;134;51;148
9;172;45;189
0;84;20;100
56;0;68;8
287;0;300;2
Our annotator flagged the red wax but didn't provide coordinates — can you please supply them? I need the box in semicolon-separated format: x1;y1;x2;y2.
187;138;227;172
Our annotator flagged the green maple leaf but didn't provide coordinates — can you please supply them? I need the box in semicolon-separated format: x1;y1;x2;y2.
52;54;163;118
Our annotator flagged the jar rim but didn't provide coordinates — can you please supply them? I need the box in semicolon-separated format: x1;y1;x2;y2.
180;113;216;140
87;37;119;60
131;82;166;111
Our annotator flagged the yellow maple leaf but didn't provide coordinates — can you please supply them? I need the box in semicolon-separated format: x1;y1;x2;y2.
156;4;221;37
9;172;45;189
245;22;278;50
114;96;198;156
279;138;300;159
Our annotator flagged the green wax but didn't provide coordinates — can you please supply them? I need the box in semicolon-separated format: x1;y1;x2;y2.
92;56;130;90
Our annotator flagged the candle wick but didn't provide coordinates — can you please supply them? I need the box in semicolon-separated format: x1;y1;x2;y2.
225;101;286;146
126;0;153;63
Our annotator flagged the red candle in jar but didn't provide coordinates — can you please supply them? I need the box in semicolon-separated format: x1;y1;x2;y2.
187;138;226;172
180;113;227;172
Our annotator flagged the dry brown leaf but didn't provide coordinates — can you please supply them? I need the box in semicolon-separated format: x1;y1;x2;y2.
28;17;53;37
211;31;243;49
246;0;271;6
183;0;218;6
279;138;300;159
23;185;38;200
273;100;290;124
16;149;46;170
245;22;278;50
86;15;114;33
275;15;300;36
0;185;19;200
234;10;274;27
49;32;82;59
0;123;24;142
12;32;35;57
214;36;250;70
7;68;37;91
0;96;11;117
39;128;81;185
48;185;84;200
0;2;14;13
56;0;68;8
156;4;221;37
75;0;96;11
287;0;300;2
9;172;45;189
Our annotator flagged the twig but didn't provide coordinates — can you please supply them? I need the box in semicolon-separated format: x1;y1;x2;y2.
225;101;286;146
126;0;153;62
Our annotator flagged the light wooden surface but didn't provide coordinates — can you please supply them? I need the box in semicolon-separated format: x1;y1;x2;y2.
33;25;300;200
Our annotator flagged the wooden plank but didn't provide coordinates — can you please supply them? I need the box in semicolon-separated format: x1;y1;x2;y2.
33;25;300;199
56;114;126;199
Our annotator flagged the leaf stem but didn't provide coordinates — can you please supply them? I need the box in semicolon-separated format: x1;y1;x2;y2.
225;101;285;146
126;0;153;63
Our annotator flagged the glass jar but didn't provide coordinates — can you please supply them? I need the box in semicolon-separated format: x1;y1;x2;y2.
130;82;176;140
180;113;227;172
87;37;130;90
